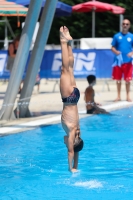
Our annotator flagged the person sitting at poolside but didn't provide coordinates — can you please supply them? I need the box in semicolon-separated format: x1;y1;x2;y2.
84;75;109;114
59;26;84;173
6;35;22;93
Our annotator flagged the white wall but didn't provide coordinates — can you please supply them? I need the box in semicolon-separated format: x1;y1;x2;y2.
80;38;113;49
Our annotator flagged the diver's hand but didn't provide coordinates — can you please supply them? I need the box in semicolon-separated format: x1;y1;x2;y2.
70;168;78;173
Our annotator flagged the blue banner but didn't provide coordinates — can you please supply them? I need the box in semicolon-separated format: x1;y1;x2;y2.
0;50;10;79
40;49;114;78
0;49;114;79
0;50;29;79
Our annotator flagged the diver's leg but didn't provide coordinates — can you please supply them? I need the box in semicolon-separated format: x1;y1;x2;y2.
60;26;73;97
60;26;69;71
63;26;76;86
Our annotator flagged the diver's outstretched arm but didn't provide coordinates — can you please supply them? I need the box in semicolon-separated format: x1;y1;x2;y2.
73;152;79;169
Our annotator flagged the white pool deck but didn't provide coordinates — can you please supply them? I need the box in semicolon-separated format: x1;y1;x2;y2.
0;79;133;135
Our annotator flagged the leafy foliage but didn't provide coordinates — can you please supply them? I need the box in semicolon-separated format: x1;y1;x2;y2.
0;16;25;49
48;0;133;44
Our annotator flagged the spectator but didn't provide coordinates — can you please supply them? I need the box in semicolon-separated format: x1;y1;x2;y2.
84;75;109;114
6;35;20;72
111;19;133;102
6;35;22;93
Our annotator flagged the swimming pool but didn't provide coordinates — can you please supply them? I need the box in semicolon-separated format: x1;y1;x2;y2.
0;107;133;199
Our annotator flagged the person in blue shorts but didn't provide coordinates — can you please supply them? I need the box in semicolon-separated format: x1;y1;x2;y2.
111;19;133;102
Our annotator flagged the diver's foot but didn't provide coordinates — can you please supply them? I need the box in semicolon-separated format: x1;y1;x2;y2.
59;26;72;43
113;97;121;102
126;98;132;102
63;26;73;41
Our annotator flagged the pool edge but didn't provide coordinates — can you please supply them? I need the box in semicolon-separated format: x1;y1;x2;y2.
0;101;133;135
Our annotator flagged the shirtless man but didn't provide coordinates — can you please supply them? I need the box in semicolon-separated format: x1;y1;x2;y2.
84;75;108;114
59;26;84;172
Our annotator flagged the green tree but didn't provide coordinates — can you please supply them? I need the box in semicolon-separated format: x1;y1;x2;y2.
48;0;133;44
0;16;25;49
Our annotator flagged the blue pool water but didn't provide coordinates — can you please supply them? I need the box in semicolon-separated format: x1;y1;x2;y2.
0;107;133;199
